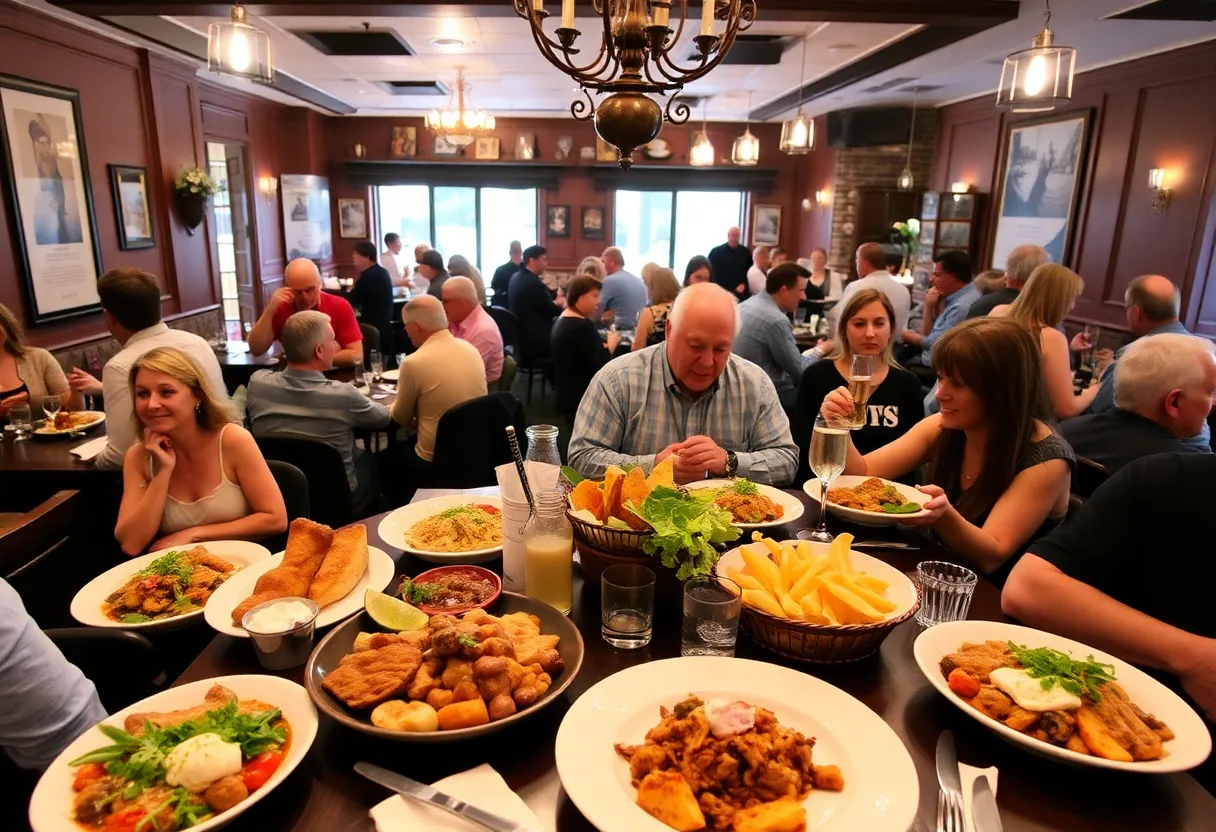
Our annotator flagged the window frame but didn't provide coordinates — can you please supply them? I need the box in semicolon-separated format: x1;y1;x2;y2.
613;188;745;270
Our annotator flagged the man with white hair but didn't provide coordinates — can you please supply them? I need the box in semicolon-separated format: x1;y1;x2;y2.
247;311;390;499
1060;333;1215;472
443;276;503;384
390;295;487;465
596;246;646;329
966;243;1047;319
246;258;363;367
569;282;798;485
746;245;771;295
412;242;433;294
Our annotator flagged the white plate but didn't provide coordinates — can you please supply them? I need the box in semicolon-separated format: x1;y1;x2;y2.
555;657;918;832
203;545;395;638
70;541;273;631
684;479;805;529
714;539;918;623
29;674;317;832
382;368;399;382
378;495;504;564
803;475;932;527
33;411;106;435
913;620;1212;773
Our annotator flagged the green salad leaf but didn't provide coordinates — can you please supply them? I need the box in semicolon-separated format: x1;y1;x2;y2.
629;485;741;580
1007;641;1117;702
560;466;585;486
881;502;922;514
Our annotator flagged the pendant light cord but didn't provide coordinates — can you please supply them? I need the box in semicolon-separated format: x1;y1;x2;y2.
905;89;917;169
1044;0;1052;28
797;30;807;109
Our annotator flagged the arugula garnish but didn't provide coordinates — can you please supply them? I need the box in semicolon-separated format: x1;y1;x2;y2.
400;577;438;606
1007;641;1117;702
730;478;759;496
135;550;194;585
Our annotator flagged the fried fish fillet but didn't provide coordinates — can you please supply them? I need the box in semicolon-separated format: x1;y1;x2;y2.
124;685;276;735
499;612;561;668
307;524;368;608
322;643;423;710
231;518;334;624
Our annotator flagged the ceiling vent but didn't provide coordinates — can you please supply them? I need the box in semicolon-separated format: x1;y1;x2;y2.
899;84;943;93
294;29;413;56
376;80;449;96
685;34;790;65
1109;1;1216;21
860;76;916;94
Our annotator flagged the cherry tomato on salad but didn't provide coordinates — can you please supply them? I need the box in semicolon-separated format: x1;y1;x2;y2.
947;668;981;700
102;808;147;832
73;762;107;791
478;504;500;515
241;750;284;792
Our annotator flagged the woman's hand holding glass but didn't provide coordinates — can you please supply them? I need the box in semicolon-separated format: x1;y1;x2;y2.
820;386;856;421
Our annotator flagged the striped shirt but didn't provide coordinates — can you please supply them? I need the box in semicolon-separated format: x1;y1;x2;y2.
247;368;390;491
568;344;798;485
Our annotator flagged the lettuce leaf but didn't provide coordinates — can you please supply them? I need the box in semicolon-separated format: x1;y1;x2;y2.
629;486;741;579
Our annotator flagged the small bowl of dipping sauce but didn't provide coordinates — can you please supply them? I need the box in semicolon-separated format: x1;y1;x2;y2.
241;597;320;670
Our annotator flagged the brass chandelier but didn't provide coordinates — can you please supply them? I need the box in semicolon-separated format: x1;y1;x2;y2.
425;68;496;147
514;0;759;169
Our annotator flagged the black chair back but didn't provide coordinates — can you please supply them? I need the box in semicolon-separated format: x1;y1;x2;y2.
45;628;166;713
487;306;518;353
497;353;518;392
1072;456;1111;500
264;460;309;551
256;437;366;528
427;393;528;488
359;323;381;368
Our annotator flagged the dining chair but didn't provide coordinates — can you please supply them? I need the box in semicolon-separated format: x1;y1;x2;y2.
44;627;167;713
256;436;377;528
497;353;518;392
1072;456;1111;500
423;392;528;488
264;459;309;552
359;323;381;369
486;305;518;355
1;490;93;628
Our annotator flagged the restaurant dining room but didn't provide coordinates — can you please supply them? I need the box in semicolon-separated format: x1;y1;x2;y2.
4;0;1216;829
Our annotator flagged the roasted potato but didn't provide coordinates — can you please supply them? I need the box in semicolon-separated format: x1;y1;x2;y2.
371;700;439;733
636;771;706;832
731;797;806;832
437;698;490;731
1075;705;1134;762
810;764;844;791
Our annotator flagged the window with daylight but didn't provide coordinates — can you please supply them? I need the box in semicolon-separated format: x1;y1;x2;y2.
613;189;744;271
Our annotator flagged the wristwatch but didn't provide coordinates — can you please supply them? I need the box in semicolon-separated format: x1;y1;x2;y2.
724;450;739;478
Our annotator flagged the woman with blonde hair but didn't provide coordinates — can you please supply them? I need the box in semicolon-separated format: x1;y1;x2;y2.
632;266;682;351
578;256;606;281
447;254;487;305
0;302;82;418
991;263;1094;418
115;347;286;555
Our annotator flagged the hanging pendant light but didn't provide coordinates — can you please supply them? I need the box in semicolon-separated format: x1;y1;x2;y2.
732;92;760;166
897;89;917;191
690;102;715;167
780;31;814;155
425;67;496;147
208;2;273;83
996;0;1076;113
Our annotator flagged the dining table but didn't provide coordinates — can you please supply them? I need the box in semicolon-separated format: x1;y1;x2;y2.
0;422;117;501
171;489;1216;832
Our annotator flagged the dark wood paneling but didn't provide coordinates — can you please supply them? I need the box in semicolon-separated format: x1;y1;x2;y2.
794;118;836;257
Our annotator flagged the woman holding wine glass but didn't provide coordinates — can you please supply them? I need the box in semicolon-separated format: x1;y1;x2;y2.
792;289;924;485
0;302;82;420
819;318;1074;586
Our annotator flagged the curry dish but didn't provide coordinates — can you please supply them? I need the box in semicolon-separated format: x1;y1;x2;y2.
615;696;843;831
701;480;784;525
103;548;236;624
826;477;921;514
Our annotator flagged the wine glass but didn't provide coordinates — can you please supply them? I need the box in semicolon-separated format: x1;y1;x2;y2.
1082;324;1100;369
42;393;62;430
807;414;850;543
848;355;874;431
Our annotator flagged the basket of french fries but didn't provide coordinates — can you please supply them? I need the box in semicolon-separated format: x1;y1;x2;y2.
714;533;921;663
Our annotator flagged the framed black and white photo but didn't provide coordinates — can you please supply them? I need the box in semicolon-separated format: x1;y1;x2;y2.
434;135;461;157
751;204;781;246
338;197;367;239
547;204;570;238
0;75;102;324
109;164;153;250
280;174;332;261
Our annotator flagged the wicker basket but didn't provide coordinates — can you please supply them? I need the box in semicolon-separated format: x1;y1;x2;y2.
576;537;684;596
566;508;651;556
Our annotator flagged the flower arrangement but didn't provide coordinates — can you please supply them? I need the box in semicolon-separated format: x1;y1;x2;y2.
892;217;920;256
174;167;222;198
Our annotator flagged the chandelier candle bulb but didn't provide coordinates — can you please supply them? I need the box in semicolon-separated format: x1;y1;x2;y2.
653;1;670;28
561;0;574;29
701;0;714;36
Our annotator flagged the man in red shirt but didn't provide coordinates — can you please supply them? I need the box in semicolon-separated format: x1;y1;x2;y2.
247;258;363;367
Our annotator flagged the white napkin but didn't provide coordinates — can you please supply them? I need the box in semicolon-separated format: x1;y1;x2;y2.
495;460;560;503
369;764;549;832
959;763;999;832
70;435;108;461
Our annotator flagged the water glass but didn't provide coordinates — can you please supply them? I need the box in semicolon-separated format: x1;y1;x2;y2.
681;576;741;657
10;402;32;440
369;350;383;382
915;561;978;627
601;564;655;650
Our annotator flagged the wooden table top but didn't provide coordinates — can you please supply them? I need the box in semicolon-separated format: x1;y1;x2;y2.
0;423;111;475
174;492;1216;832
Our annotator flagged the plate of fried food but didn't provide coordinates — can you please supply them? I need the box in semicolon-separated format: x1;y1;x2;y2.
71;541;272;631
803;475;931;527
204;518;395;638
378;495;504;563
28;675;317;832
33;410;106;437
306;591;583;742
684;478;803;529
914;620;1212;773
555;656;918;832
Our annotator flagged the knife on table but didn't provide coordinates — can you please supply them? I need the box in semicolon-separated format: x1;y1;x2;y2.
355;761;542;832
972;774;1003;832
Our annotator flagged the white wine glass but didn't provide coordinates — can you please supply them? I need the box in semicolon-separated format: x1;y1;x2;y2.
807;414;850;543
42;393;62;429
848;355;874;430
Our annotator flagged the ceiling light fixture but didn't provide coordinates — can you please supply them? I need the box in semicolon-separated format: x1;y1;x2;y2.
515;0;758;169
780;30;814;155
207;2;273;83
731;91;759;166
690;102;715;167
428;37;466;50
996;0;1075;112
897;88;917;191
424;67;496;147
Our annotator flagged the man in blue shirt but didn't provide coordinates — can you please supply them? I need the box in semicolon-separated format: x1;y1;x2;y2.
596;246;647;330
734;262;814;412
901;251;979;383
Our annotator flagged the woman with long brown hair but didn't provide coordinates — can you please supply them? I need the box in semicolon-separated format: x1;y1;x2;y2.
821;317;1073;585
632;266;682;351
0;302;82;418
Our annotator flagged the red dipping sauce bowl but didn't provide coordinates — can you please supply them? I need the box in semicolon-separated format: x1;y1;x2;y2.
402;565;502;616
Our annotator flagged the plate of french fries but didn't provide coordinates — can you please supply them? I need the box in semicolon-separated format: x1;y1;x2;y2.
714;533;919;628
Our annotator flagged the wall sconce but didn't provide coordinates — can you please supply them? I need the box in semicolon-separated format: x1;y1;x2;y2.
801;198;812;212
258;175;278;198
1148;168;1172;213
815;189;830;206
951;181;970;194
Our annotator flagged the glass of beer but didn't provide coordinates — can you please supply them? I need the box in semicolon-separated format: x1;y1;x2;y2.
847;355;873;430
807;414;850;542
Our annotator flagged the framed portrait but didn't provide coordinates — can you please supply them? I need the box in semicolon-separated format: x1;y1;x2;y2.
581;205;605;240
751;204;781;246
937;221;972;250
0;75;103;324
515;133;537;160
338;197;367;239
475;136;500;161
921;191;939;220
546;204;571;238
390;126;416;159
991;110;1090;268
434;135;462;157
280;174;333;261
109;164;153;250
940;193;976;220
596;137;617;162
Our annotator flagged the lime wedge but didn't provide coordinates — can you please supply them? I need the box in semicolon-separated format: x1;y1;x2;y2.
364;590;428;631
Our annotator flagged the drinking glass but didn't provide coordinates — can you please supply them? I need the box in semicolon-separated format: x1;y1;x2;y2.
681;576;741;657
601;564;655;649
847;355;874;430
1082;324;1100;369
42;393;62;426
10;403;32;441
915;561;978;627
807;414;849;542
369;350;383;383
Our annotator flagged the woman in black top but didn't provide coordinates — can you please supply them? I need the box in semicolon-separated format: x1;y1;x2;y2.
633;266;682;351
551;275;622;423
793;288;924;484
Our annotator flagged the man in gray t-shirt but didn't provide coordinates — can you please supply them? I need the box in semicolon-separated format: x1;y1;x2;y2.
596;246;647;330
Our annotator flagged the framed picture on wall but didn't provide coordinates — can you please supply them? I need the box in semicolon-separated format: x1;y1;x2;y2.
390;126;417;159
475;136;500;160
547;205;571;238
434;135;462;157
338;198;367;239
752;204;781;246
581;206;604;240
991;110;1090;269
516;133;537;160
109;164;154;250
596;137;617;163
0;74;103;324
280;174;333;261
